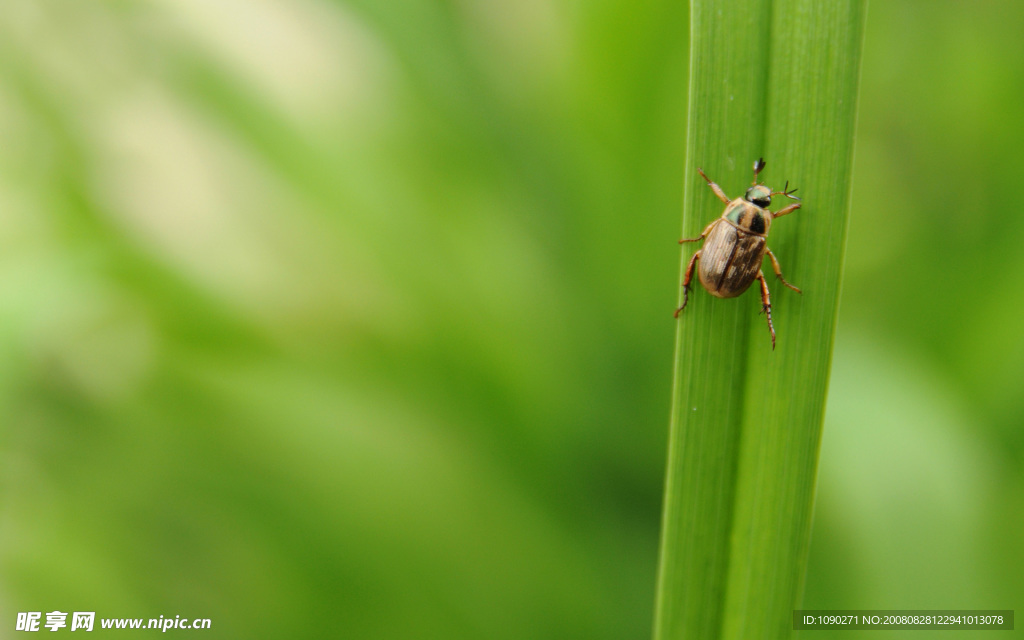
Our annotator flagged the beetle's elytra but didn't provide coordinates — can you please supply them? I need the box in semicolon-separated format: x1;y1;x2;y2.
674;158;802;349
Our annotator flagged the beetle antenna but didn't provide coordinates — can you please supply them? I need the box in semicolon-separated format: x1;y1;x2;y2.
772;180;801;200
753;157;766;185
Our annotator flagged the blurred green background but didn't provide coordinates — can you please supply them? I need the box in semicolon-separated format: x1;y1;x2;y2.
0;1;1020;638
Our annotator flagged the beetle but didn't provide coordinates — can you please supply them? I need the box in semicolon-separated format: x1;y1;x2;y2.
674;158;802;349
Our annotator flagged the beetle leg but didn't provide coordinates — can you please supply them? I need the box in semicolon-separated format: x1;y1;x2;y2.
697;168;732;204
772;202;802;218
679;219;720;243
765;247;802;294
756;270;776;350
674;250;701;318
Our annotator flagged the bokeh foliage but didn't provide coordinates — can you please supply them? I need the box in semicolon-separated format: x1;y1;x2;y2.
0;1;1020;638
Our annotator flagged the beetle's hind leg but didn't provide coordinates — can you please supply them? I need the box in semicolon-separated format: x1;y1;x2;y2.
674;250;701;318
697;168;731;204
755;270;776;349
765;247;801;294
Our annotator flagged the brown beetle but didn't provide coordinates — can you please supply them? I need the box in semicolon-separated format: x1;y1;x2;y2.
674;158;802;349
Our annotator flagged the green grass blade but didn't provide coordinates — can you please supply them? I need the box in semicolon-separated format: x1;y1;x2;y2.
653;2;867;639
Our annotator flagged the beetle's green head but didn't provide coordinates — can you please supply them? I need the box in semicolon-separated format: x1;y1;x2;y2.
744;185;772;209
